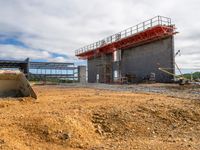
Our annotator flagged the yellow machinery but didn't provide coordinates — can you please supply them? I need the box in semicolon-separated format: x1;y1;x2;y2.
158;67;188;85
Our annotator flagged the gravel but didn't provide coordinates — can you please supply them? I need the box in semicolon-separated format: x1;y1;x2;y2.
59;83;200;100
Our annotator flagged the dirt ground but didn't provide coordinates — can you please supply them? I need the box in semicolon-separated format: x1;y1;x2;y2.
0;85;200;150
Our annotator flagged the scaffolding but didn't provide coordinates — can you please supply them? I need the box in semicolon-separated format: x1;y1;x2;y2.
75;16;176;59
100;54;112;83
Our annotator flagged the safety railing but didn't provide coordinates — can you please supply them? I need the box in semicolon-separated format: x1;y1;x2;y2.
75;16;172;55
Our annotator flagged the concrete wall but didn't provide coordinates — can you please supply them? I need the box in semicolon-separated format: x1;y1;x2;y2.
88;54;112;83
88;36;175;83
88;58;99;83
120;37;174;83
78;66;87;83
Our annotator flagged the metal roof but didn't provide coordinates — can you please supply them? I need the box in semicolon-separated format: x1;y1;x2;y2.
0;59;76;70
0;59;28;68
29;62;75;70
0;60;28;64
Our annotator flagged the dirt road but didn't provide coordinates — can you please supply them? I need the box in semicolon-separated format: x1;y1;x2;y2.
0;85;200;150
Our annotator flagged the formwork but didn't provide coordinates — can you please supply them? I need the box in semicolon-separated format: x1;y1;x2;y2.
75;16;177;83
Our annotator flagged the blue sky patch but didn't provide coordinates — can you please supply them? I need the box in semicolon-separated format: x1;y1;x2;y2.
0;36;28;48
52;53;69;59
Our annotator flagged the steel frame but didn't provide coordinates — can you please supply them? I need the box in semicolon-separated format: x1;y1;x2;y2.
0;60;78;80
29;62;77;80
29;62;75;70
75;16;177;59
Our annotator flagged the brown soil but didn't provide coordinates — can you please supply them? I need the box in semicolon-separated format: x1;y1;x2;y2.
0;85;200;150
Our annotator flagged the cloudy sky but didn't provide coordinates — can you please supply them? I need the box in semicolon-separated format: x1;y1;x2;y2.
0;0;199;69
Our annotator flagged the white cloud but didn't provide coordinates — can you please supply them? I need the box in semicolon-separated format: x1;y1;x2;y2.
0;45;75;62
0;0;200;69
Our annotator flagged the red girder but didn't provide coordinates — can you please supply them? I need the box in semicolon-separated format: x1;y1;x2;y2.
77;25;176;59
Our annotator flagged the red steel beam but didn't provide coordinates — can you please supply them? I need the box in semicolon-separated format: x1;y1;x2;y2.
76;25;176;59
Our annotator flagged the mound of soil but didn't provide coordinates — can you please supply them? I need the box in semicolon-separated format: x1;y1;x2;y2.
0;85;199;149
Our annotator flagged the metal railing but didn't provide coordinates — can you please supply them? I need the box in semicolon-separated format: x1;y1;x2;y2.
75;16;172;55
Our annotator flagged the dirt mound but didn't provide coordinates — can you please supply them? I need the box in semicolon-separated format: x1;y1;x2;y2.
92;104;200;140
0;85;200;149
92;107;132;138
16;115;100;149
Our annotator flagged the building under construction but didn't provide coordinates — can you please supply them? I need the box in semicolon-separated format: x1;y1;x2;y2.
75;16;177;83
0;59;86;83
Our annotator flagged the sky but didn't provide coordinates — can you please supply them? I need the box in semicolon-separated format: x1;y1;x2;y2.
0;0;200;70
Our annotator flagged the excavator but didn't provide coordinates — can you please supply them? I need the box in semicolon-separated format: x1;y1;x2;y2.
0;70;37;99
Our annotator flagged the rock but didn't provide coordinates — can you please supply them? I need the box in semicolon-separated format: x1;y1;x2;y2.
183;139;187;142
96;125;103;136
0;139;5;144
63;133;71;140
18;98;25;101
59;132;71;140
168;134;172;138
188;144;191;147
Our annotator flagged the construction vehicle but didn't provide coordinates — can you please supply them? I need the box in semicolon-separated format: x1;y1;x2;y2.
158;50;190;85
0;70;37;99
158;67;189;85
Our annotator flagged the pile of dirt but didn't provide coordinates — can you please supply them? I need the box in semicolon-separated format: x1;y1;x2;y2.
0;85;200;149
17;116;100;149
91;103;200;149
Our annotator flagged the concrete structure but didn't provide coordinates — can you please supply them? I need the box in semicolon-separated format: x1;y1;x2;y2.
75;16;177;83
120;37;174;82
87;37;174;83
78;66;87;83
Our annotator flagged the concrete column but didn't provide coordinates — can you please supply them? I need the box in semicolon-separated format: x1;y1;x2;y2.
78;66;86;84
25;58;30;79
